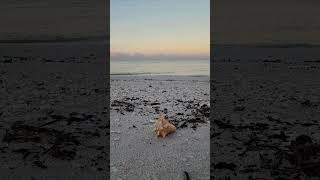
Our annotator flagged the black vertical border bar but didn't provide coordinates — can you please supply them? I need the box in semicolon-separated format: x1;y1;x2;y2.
210;0;214;179
106;0;111;178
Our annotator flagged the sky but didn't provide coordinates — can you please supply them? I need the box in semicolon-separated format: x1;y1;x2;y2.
111;0;210;60
1;0;318;46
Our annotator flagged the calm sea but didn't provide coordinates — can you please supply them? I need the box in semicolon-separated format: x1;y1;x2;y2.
111;59;209;76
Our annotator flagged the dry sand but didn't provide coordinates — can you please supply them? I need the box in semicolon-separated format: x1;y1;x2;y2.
0;42;109;180
212;59;320;179
110;75;210;180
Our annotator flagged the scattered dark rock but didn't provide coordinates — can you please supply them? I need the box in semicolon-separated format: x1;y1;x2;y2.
153;106;160;114
301;99;312;106
214;162;237;170
187;116;204;123
301;122;316;127
33;160;47;169
267;115;291;125
199;104;210;117
263;59;281;63
292;135;313;146
268;131;289;141
177;99;183;103
51;148;76;160
150;102;160;106
214;119;234;129
3;59;13;63
177;121;187;129
111;100;135;112
234;106;245;111
3;121;80;161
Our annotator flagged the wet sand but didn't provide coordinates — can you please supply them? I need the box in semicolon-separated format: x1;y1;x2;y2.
110;75;210;180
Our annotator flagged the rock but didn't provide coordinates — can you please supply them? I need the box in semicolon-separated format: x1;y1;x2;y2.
150;102;160;106
177;121;187;129
111;100;135;112
125;104;135;112
214;118;234;129
51;148;76;160
214;162;237;170
33;160;47;169
268;131;289;141
292;135;313;146
234;106;245;111
199;104;210;117
301;99;312;106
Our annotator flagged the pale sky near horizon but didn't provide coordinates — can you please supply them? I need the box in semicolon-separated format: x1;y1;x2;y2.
110;0;210;59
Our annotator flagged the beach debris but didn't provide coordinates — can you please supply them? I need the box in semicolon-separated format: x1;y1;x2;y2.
33;160;47;169
268;131;289;141
111;100;135;112
150;102;160;106
291;134;313;146
3;121;80;161
233;105;245;112
199;104;210;117
111;95;209;129
214;162;237;171
154;115;176;138
183;171;190;180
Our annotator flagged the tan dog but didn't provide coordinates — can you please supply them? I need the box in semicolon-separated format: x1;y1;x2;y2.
154;115;176;138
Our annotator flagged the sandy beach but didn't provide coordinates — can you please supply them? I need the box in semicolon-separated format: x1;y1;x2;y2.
212;58;320;179
110;75;210;180
0;42;109;180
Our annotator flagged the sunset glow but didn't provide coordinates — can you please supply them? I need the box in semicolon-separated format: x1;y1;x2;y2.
111;0;209;59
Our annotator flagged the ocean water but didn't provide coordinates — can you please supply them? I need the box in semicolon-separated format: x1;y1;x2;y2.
110;59;209;76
